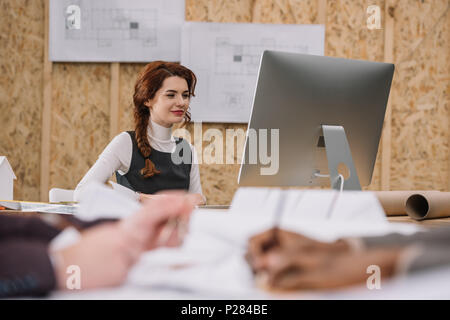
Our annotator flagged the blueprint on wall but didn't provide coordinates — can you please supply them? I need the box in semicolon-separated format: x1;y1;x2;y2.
181;22;325;123
49;0;185;62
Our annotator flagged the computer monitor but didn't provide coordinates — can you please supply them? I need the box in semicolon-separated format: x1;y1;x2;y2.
238;50;394;190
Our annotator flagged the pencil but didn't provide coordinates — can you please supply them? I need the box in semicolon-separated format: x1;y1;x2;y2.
263;192;287;251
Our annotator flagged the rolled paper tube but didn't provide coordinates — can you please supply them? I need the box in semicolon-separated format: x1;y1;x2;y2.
406;192;450;221
373;191;442;216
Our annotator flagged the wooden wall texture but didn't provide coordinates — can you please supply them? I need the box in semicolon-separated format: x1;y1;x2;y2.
0;0;448;203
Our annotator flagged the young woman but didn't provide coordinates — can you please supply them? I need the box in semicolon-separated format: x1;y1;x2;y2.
74;61;205;205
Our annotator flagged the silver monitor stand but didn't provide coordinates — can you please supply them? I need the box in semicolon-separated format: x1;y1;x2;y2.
321;125;361;191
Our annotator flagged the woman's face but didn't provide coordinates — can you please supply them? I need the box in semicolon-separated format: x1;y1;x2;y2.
145;76;190;128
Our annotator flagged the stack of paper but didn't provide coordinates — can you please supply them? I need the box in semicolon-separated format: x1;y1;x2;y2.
125;188;421;298
0;200;77;215
51;186;423;299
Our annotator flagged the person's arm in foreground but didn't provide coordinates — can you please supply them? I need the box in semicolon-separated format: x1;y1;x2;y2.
245;227;450;291
0;194;193;297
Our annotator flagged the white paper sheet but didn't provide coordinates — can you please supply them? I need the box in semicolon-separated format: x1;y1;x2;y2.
0;200;77;214
75;182;141;221
125;205;421;298
49;0;185;62
20;202;78;215
229;187;389;223
50;188;433;300
181;22;325;122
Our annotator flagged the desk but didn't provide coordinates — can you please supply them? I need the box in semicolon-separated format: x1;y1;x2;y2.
387;215;450;228
2;207;450;299
48;209;450;300
3;208;450;227
198;207;450;228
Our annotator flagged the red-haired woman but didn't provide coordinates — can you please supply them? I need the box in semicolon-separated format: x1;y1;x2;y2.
74;61;205;205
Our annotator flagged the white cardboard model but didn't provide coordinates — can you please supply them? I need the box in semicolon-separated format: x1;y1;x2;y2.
0;156;16;200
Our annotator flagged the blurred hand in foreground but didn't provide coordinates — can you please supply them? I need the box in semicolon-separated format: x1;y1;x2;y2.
246;228;403;291
54;193;194;290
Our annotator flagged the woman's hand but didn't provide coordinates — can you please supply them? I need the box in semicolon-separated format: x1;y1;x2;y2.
139;192;205;206
186;193;206;206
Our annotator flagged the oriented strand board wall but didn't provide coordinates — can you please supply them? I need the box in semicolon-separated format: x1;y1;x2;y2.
389;0;449;190
325;0;386;192
0;0;44;201
50;63;110;190
1;0;448;203
118;64;145;133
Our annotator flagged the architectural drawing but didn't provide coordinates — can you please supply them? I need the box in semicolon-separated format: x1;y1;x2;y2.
181;22;325;123
50;0;184;62
214;38;308;76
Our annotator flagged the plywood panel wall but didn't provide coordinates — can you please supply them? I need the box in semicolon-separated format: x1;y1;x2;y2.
118;64;145;133
325;0;386;192
0;0;448;203
50;63;110;190
389;0;449;191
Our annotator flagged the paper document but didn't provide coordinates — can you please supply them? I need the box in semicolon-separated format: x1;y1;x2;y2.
126;206;421;298
229;187;388;222
0;200;20;210
127;186;422;297
0;200;77;215
50;188;427;299
76;182;141;221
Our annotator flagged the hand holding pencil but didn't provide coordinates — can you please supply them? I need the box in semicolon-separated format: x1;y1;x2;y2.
53;192;195;290
246;228;402;291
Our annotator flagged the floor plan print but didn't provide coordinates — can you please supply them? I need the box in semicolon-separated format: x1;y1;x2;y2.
50;0;184;62
181;22;325;123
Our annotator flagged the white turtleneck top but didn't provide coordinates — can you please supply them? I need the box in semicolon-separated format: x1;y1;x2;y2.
74;119;204;202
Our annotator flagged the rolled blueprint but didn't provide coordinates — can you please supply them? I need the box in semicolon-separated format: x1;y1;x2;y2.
405;192;450;221
373;191;443;216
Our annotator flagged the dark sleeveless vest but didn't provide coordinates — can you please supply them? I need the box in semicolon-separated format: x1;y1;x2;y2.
116;131;191;194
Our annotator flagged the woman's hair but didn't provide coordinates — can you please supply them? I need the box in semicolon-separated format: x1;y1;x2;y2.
133;61;197;178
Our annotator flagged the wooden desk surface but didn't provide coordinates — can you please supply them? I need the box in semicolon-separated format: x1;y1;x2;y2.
387;215;450;228
197;208;450;228
0;210;40;216
3;209;450;228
